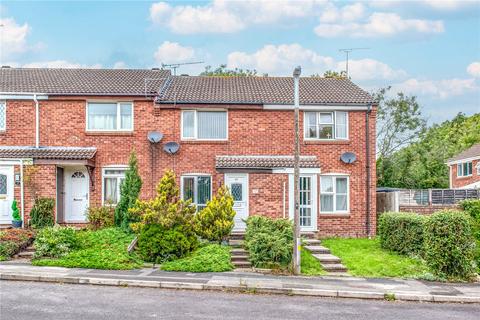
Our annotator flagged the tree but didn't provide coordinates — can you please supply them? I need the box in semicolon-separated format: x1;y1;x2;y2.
11;200;21;221
194;186;235;243
200;64;262;77
115;151;142;231
320;70;348;79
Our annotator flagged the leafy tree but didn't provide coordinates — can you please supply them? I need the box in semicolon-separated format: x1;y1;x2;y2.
195;186;235;243
115;151;142;231
200;64;262;77
320;70;348;79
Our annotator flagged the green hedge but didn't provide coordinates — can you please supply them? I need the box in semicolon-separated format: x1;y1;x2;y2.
378;212;427;256
423;210;477;280
244;216;293;269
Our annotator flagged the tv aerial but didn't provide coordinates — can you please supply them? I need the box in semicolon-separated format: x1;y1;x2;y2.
338;48;370;77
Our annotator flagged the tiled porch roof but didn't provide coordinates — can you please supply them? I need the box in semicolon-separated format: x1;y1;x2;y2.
0;146;97;160
216;155;320;169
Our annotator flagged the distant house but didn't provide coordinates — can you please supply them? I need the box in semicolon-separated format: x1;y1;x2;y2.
446;143;480;189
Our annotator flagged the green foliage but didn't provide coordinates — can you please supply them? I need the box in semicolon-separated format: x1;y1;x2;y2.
34;226;78;258
194;186;235;243
378;212;427;256
87;205;115;230
138;224;198;263
29;198;55;229
321;70;348;79
115;151;143;231
161;244;233;272
33;228;143;270
130;170;198;263
200;64;261;77
378;113;480;188
11;200;21;221
423;210;477;280
460;199;480;226
323;238;430;278
244;216;293;269
301;248;325;276
0;229;35;261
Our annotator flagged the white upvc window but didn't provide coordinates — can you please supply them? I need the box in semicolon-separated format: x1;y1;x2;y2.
0;101;6;131
102;167;127;205
477;163;480;175
320;175;349;213
181;110;228;140
457;161;473;177
87;102;133;131
181;175;212;211
304;111;348;140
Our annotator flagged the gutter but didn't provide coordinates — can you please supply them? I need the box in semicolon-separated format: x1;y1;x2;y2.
365;103;372;238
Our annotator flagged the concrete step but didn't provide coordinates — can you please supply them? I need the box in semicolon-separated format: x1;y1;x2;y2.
25;246;35;252
230;232;245;240
229;239;244;248
321;263;348;273
304;245;330;254
231;248;247;256
303;239;321;246
301;232;317;239
16;251;34;258
313;254;342;264
233;261;252;268
231;255;249;261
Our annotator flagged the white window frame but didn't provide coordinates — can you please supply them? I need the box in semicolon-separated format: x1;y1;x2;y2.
457;161;473;177
0;100;6;131
86;101;134;132
319;174;350;214
101;166;128;205
477;162;480;175
180;174;212;211
181;110;228;141
304;111;349;140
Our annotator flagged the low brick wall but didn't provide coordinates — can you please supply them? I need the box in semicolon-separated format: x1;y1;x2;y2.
399;204;460;215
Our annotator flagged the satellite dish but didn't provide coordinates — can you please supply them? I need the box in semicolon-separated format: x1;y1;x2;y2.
163;142;180;154
340;152;356;164
147;131;163;144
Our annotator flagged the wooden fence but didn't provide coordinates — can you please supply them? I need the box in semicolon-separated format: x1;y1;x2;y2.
398;189;480;206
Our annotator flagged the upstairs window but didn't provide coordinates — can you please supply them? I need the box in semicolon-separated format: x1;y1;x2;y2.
182;110;227;140
304;111;348;140
181;175;211;211
457;162;473;177
0;101;5;131
87;102;133;131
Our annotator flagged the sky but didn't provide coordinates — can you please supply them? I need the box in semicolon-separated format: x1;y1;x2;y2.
1;0;479;123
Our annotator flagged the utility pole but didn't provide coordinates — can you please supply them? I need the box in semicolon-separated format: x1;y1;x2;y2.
292;66;301;275
338;48;370;77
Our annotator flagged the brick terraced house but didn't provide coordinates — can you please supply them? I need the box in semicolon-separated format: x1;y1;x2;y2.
0;68;376;237
447;143;480;189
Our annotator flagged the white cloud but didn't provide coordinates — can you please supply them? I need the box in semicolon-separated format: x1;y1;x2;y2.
22;60;101;68
0;17;30;59
227;43;405;81
319;3;365;23
467;62;480;78
113;61;127;69
393;78;478;99
315;12;444;38
154;41;195;64
149;0;326;34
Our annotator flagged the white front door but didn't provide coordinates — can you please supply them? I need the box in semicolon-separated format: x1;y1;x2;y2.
0;166;14;224
65;167;89;222
225;173;249;231
289;174;318;231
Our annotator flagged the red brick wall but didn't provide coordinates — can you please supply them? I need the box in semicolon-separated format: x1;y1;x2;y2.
450;159;480;188
1;98;376;237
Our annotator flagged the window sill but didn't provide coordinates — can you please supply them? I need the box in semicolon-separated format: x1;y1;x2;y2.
85;131;134;136
456;175;473;179
181;140;228;145
319;213;350;218
303;140;350;145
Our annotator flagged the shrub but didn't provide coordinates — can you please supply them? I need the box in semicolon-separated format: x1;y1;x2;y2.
115;151;142;232
0;229;35;261
30;197;55;229
138;224;198;263
130;170;198;262
195;186;235;243
162;244;233;272
460;199;480;238
34;226;78;258
87;205;115;230
378;212;427;256
244;216;293;269
11;200;21;221
423;210;477;280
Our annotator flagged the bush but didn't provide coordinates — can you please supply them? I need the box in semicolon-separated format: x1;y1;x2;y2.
30;198;55;229
378;212;427;256
244;216;293;269
87;205;115;230
11;200;21;221
34;226;78;258
423;210;477;280
138;224;198;263
0;229;35;261
115;151;142;232
195;186;235;243
161;244;233;272
460;199;480;238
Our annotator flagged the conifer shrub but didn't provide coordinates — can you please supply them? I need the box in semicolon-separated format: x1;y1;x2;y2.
30;198;55;229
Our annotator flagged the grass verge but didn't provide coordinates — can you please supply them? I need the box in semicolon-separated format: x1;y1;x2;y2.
161;243;233;272
32;228;143;270
322;238;429;278
301;248;325;276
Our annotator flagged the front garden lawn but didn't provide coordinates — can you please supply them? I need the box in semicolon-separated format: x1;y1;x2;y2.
161;243;233;272
322;238;429;278
301;248;325;276
32;228;143;270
